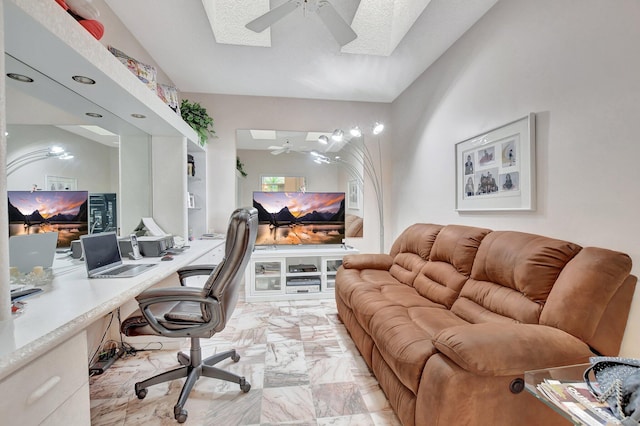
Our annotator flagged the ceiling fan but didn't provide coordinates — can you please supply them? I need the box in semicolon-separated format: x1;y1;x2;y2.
268;140;304;155
245;0;357;47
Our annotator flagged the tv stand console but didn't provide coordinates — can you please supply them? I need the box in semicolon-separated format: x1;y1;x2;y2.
245;245;359;301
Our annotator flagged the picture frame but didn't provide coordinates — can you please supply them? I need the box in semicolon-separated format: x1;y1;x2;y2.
455;113;536;211
347;179;361;210
45;175;77;191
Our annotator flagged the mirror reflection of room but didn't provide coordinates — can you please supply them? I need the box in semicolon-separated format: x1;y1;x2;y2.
236;129;365;239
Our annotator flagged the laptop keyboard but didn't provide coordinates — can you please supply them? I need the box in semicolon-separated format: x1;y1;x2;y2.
98;264;143;277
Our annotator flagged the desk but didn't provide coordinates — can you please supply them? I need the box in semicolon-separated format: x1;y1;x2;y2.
0;239;225;425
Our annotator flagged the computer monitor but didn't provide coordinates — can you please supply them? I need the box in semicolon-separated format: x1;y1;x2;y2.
8;190;89;248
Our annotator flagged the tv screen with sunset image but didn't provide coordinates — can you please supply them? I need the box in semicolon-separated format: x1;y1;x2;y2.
253;191;345;246
8;190;89;248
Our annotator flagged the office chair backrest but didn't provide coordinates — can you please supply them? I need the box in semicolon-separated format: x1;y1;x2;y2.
202;207;258;332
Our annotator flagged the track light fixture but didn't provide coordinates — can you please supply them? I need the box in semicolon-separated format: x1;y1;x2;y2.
318;135;329;144
331;129;344;142
350;126;362;138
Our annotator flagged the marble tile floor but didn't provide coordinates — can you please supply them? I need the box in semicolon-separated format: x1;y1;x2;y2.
89;298;401;426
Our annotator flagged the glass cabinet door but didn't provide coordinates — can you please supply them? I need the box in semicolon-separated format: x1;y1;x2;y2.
254;261;282;292
324;259;343;289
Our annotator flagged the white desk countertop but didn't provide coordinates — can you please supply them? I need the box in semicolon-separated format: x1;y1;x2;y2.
0;239;225;382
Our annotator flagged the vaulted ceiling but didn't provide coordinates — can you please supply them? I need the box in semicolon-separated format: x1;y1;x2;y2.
105;0;497;103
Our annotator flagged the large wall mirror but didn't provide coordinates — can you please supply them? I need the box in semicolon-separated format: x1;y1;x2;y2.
236;129;364;238
5;53;152;239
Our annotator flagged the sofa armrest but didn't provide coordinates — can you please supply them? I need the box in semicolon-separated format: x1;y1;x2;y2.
342;253;394;270
432;322;594;376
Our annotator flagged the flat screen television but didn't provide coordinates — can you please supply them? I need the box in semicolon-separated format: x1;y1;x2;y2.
8;190;89;248
253;191;345;246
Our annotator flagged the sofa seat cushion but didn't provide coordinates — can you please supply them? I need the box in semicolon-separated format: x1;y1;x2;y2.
336;267;399;309
368;305;469;394
350;281;445;333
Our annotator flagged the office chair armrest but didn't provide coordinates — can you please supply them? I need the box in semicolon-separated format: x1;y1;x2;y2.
176;264;218;286
136;287;221;336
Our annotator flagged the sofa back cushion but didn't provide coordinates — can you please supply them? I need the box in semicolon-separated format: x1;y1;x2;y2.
540;247;634;355
388;224;443;286
451;231;582;324
413;225;490;307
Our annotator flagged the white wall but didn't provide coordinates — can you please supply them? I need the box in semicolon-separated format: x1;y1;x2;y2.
390;0;640;356
182;93;390;253
7;125;117;192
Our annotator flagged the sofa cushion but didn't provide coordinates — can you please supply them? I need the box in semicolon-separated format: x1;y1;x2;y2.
432;323;594;376
389;223;443;259
334;267;391;310
350;281;445;334
452;231;582;323
541;246;634;355
388;224;443;286
413;225;490;307
368;305;468;394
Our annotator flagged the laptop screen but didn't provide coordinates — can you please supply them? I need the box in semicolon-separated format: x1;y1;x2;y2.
9;232;58;273
81;232;122;272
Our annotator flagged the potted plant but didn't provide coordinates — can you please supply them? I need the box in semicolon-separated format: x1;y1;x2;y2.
236;156;248;177
180;99;215;146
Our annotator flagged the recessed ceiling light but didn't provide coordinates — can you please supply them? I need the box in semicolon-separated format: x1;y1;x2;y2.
7;73;34;83
72;75;96;84
85;112;103;118
131;113;146;119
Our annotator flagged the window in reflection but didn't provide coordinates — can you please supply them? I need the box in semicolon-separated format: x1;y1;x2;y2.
260;176;306;192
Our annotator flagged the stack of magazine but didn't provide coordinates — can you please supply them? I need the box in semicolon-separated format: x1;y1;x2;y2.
536;379;620;425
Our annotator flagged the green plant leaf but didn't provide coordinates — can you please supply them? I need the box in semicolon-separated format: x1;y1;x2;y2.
180;99;215;144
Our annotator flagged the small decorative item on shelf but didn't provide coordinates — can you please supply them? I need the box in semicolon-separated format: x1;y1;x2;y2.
187;154;195;177
180;99;215;146
236;156;248;177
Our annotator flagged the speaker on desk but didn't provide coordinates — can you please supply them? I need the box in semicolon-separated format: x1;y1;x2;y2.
71;240;82;259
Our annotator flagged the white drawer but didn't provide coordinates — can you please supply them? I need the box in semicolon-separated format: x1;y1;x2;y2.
0;331;89;425
41;382;90;426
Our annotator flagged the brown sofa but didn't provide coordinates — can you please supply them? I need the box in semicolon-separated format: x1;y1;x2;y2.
335;224;637;426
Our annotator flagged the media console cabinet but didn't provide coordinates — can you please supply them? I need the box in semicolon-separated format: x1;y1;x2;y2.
245;245;359;302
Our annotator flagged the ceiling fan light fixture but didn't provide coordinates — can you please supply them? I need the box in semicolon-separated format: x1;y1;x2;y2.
373;121;385;135
350;126;362;138
331;129;344;142
318;135;329;144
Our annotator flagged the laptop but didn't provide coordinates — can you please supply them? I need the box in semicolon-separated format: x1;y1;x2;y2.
81;232;156;278
9;232;59;274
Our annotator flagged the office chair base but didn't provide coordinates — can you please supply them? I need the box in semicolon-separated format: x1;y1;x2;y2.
133;345;250;423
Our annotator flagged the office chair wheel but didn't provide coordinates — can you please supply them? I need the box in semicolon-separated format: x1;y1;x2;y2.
239;377;251;393
231;352;240;362
175;407;188;423
134;383;147;400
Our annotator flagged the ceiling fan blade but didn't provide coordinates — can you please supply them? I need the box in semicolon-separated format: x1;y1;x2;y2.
246;0;300;33
316;1;357;46
270;148;286;155
267;145;282;150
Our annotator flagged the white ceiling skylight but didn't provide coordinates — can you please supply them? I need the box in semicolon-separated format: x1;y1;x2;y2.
201;0;431;56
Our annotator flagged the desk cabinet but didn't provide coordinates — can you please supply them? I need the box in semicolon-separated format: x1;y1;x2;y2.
0;331;90;425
